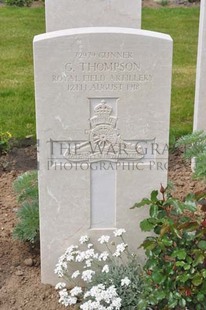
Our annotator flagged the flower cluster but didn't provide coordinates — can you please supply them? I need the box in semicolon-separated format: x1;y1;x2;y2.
81;284;121;310
55;228;142;309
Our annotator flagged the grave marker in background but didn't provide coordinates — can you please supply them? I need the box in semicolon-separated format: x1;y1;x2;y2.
193;0;206;131
34;28;172;284
45;0;142;32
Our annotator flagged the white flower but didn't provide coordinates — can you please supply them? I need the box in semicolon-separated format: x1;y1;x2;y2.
65;253;75;262
87;243;93;249
81;270;95;282
55;282;66;290
113;228;126;237
113;243;127;257
70;286;82;296
79;235;89;244
58;288;77;306
80;300;99;310
84;284;105;299
121;277;131;286
85;248;96;259
64;246;78;262
54;259;68;277
65;245;78;254
71;270;80;279
82;284;121;309
85;259;92;268
76;248;97;263
76;251;86;262
54;263;64;277
98;251;109;262
111;297;122;309
98;235;110;244
102;264;109;273
116;243;127;252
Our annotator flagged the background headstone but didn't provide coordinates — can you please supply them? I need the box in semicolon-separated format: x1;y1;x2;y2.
45;0;142;32
193;0;206;131
34;28;173;285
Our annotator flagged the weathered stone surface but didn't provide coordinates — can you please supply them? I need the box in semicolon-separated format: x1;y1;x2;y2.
45;0;141;32
34;28;172;284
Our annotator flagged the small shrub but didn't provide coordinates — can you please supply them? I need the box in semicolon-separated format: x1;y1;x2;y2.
176;130;206;181
55;229;143;309
5;0;33;7
132;188;206;310
0;131;12;154
13;170;39;243
13;170;38;203
13;201;39;243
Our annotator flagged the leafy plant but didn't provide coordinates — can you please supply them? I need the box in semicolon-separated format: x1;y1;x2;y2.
132;187;206;310
176;130;206;181
13;170;39;243
0;131;12;154
5;0;33;6
55;229;143;309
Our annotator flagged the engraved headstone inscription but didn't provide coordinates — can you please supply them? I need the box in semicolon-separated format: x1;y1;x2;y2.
193;0;206;132
34;28;173;284
45;0;142;32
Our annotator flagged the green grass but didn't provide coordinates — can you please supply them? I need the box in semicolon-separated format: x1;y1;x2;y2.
0;7;45;138
142;8;200;140
0;7;200;140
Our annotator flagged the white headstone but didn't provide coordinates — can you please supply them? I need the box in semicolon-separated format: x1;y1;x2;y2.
193;0;206;131
34;27;173;285
45;0;142;32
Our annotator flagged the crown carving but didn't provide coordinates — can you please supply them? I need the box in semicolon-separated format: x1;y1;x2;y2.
90;100;117;128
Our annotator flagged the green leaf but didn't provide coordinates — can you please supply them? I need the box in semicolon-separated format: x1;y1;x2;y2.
161;235;173;246
194;253;204;266
183;264;191;270
149;204;158;218
171;227;182;238
177;273;190;283
192;273;203;286
152;271;165;284
172;200;184;214
184;200;197;212
140;219;156;232
168;298;178;308
151;190;158;202
198;240;206;250
153;290;166;301
137;299;147;310
176;261;185;267
131;198;151;209
172;249;187;260
145;258;158;270
141;239;156;251
179;298;186;307
202;270;206;278
197;292;205;302
160;224;170;237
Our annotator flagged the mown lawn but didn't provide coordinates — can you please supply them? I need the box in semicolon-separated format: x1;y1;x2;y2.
0;7;45;138
0;7;200;140
142;7;200;142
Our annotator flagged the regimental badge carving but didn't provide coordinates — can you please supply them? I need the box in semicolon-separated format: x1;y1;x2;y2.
63;99;144;163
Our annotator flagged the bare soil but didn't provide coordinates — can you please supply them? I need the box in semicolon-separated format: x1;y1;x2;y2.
0;143;205;310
